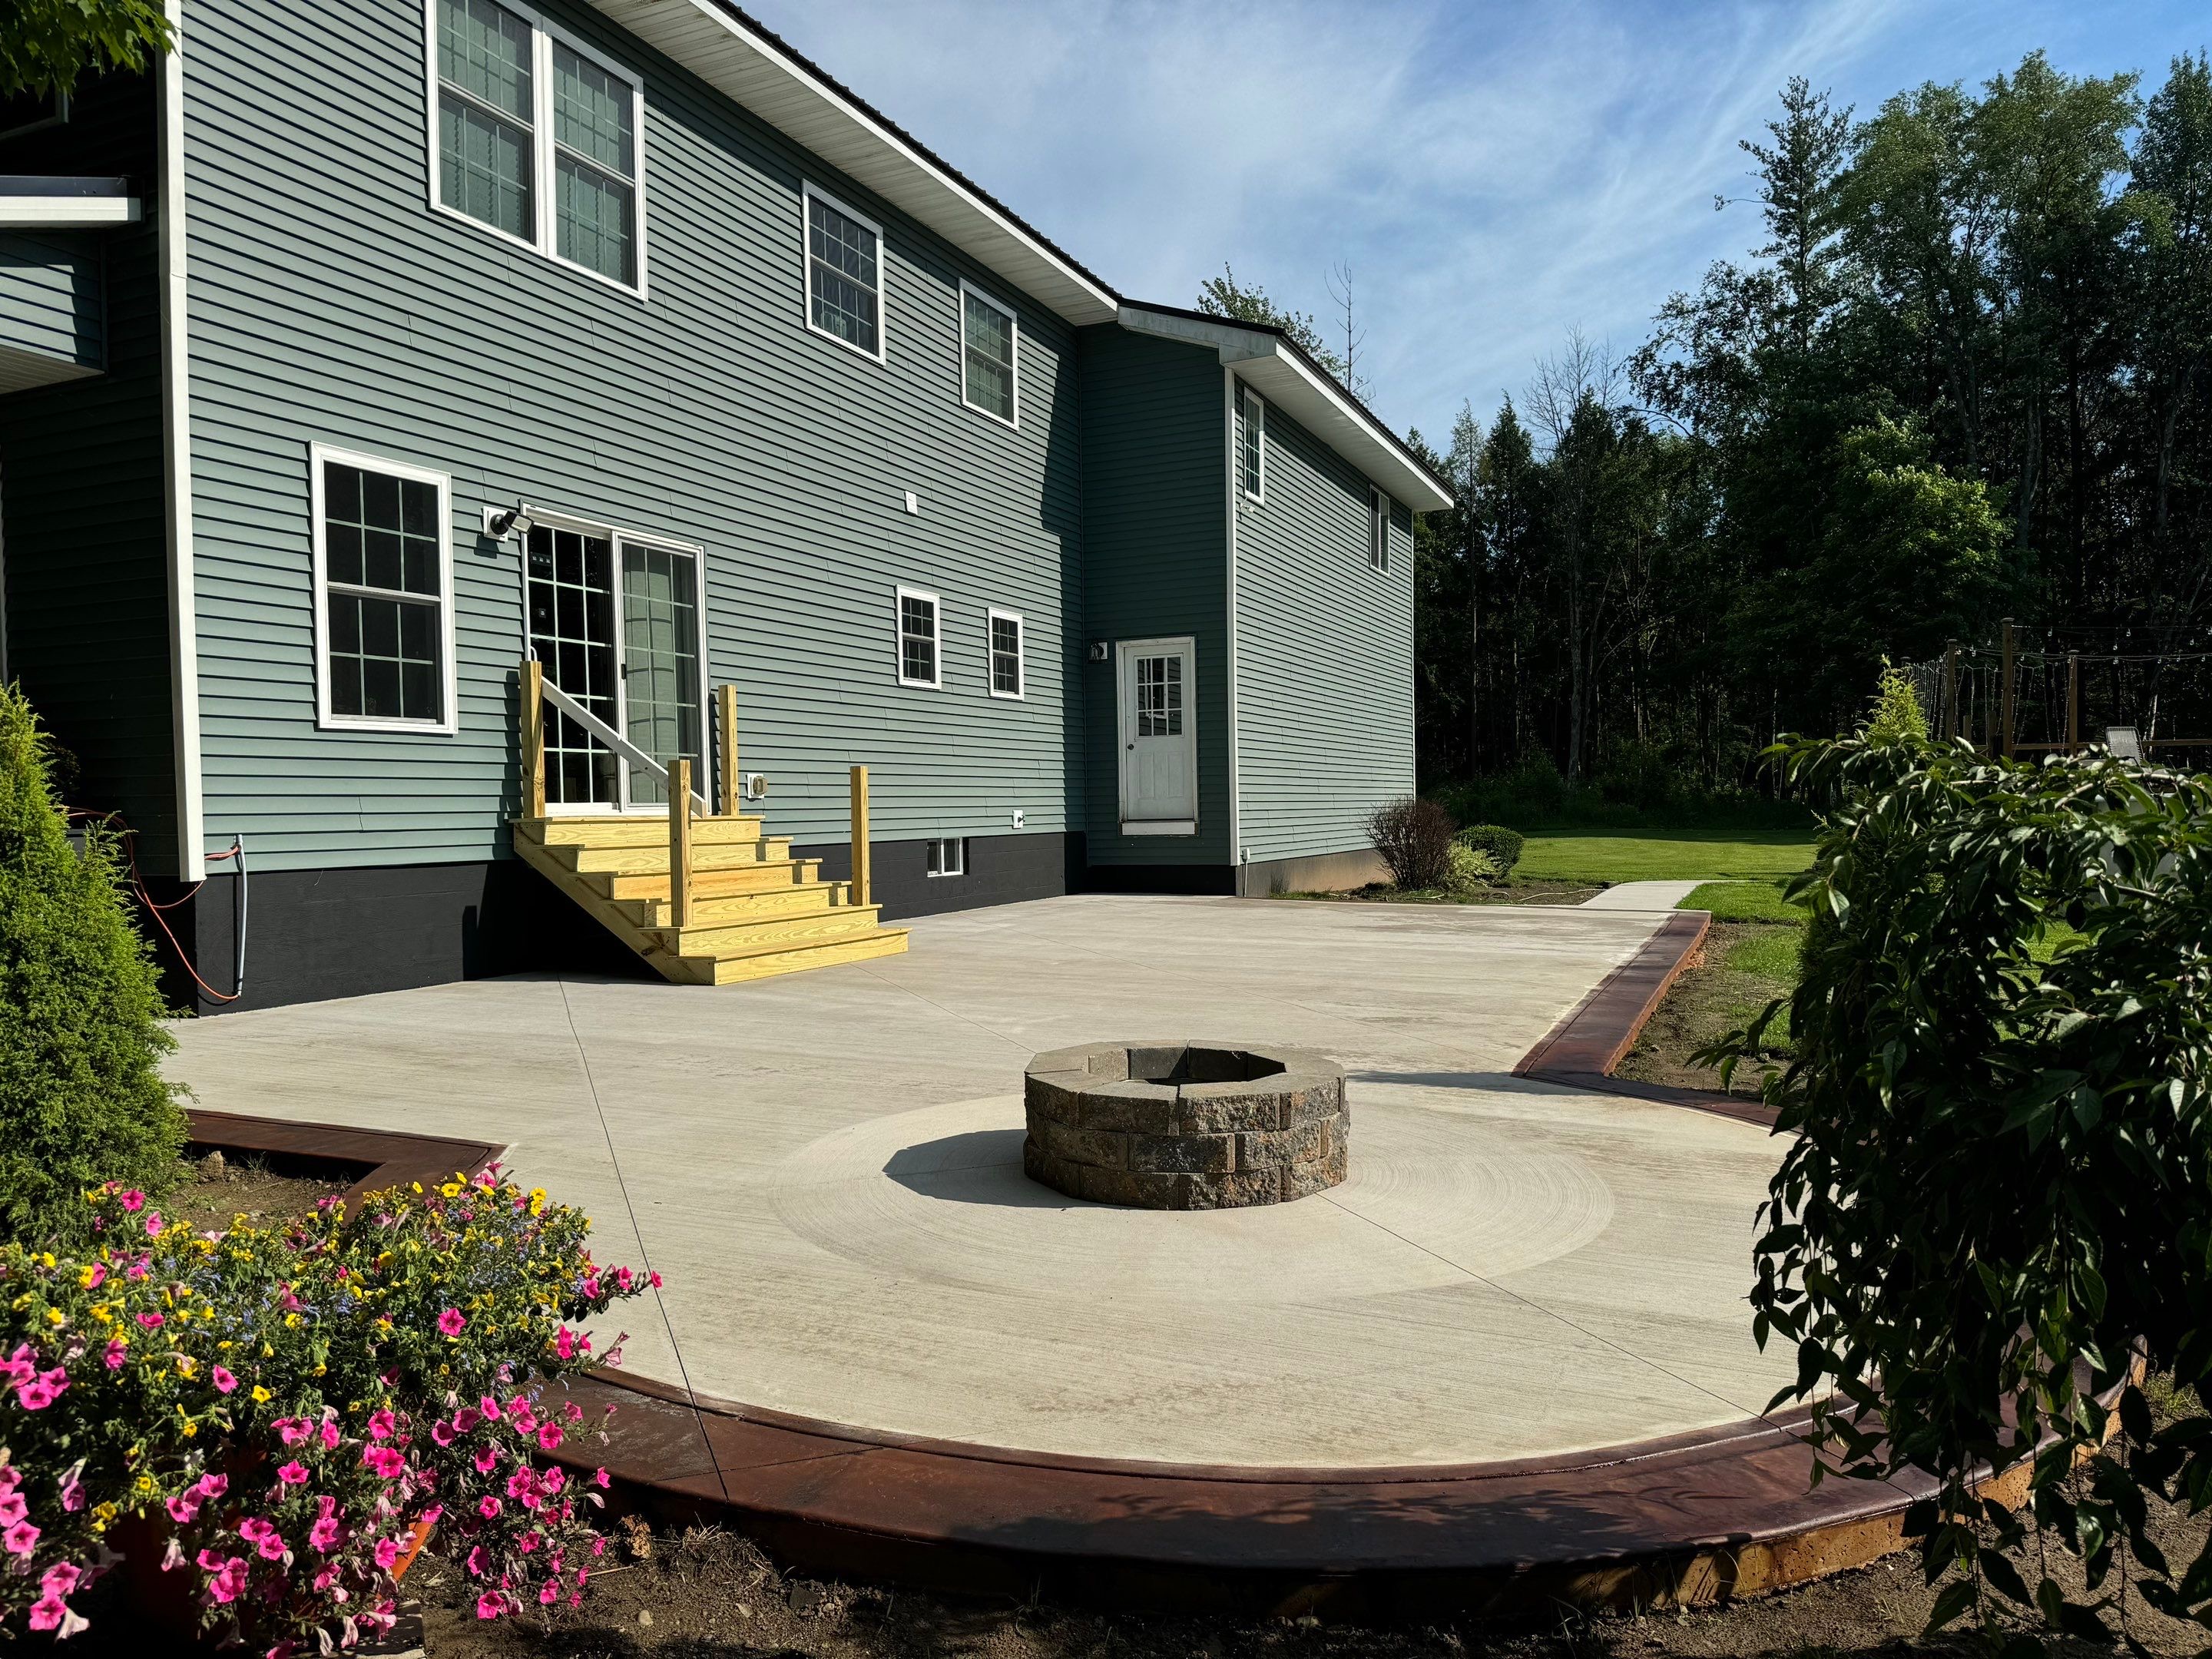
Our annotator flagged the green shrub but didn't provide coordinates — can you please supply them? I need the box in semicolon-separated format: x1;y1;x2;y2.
1365;796;1455;889
0;1169;651;1644
1442;843;1502;896
1453;823;1525;873
1710;736;2212;1642
1858;662;1929;747
0;684;184;1241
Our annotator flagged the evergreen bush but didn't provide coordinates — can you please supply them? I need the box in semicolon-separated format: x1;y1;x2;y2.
0;684;184;1241
1453;823;1525;873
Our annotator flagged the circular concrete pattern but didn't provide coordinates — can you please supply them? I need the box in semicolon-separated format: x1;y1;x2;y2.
773;1092;1614;1302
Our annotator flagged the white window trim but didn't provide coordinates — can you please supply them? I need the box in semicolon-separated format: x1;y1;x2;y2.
309;442;460;737
895;584;941;689
422;0;651;300
0;88;68;143
958;279;1019;428
801;180;889;363
986;606;1025;700
1238;385;1266;504
1369;487;1391;571
925;836;966;877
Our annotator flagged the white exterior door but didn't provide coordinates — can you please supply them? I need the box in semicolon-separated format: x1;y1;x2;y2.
1117;637;1197;832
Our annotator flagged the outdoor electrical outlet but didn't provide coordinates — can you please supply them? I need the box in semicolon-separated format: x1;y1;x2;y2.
903;491;920;515
1012;809;1025;829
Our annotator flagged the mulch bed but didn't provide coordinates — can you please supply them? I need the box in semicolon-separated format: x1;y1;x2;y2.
160;1150;349;1235
1277;879;1604;908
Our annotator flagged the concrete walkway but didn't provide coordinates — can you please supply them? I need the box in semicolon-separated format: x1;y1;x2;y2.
167;894;1790;1469
1581;879;1706;911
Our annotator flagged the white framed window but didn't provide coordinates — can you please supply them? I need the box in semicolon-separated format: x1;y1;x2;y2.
1369;487;1391;571
987;608;1025;699
803;183;886;360
926;837;966;877
310;444;459;735
0;88;68;142
427;0;647;295
1237;385;1265;502
896;586;940;688
959;280;1018;425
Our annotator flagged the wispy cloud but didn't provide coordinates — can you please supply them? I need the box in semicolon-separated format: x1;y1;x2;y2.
746;0;2209;442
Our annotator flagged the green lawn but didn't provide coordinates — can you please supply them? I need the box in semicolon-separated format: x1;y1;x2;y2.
1680;879;1806;923
1514;830;1814;886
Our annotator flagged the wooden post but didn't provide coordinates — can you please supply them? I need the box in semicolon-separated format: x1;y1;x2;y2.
1999;618;2017;759
849;764;870;907
2066;653;2081;753
667;758;693;929
1942;643;1959;743
717;684;739;817
520;657;546;820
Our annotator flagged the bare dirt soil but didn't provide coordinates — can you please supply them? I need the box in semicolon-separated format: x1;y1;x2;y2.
1613;921;1790;1099
161;1149;349;1234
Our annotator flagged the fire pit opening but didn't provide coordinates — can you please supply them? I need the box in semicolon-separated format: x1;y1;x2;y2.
1022;1041;1348;1210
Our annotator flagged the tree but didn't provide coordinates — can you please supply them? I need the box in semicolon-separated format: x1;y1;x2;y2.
0;685;185;1241
1194;264;1350;384
0;0;172;98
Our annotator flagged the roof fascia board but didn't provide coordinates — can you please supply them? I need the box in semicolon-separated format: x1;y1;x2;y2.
588;0;1118;326
1118;303;1452;513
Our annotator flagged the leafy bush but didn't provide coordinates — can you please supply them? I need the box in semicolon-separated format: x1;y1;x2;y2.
0;684;185;1240
1710;736;2212;1644
1365;796;1455;889
1442;843;1502;896
0;1168;651;1647
1453;823;1525;873
1859;663;1930;747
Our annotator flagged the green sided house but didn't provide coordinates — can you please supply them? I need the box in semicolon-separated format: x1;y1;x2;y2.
0;0;1449;1010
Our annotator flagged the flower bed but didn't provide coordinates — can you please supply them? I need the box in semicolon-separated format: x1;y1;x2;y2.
0;1167;653;1651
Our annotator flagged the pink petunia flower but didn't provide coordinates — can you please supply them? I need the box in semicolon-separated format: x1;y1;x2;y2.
276;1462;309;1486
166;1494;202;1525
475;1591;507;1620
473;1445;498;1475
555;1327;575;1360
276;1418;310;1446
83;1263;106;1290
204;1555;249;1604
373;1536;401;1571
593;1468;611;1489
211;1366;237;1394
26;1594;78;1634
5;1519;40;1557
38;1563;80;1600
478;1496;502;1519
320;1419;340;1451
539;1579;561;1605
137;1311;165;1330
103;1340;127;1370
144;1213;164;1237
15;1379;57;1411
309;1516;341;1552
0;1495;23;1528
436;1308;465;1337
648;1270;663;1289
465;1545;490;1578
368;1407;397;1441
452;1406;481;1434
120;1190;145;1212
537;1423;563;1452
431;1420;455;1448
194;1472;229;1501
478;1396;502;1422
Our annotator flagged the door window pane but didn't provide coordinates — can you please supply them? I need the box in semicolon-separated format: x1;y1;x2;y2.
620;545;700;806
1137;655;1182;737
526;525;620;804
808;193;880;353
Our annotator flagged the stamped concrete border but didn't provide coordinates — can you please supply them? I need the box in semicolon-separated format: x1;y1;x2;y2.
1514;909;1780;1129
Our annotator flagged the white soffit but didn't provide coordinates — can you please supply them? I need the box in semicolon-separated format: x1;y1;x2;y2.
1120;305;1453;513
588;0;1119;328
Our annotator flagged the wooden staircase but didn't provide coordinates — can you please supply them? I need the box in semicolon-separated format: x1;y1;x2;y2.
512;664;909;986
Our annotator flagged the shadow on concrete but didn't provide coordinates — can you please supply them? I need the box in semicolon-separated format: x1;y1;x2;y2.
882;1131;1084;1210
1346;1071;1551;1094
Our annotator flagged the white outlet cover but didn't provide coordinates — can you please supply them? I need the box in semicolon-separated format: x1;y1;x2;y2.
1012;809;1025;829
903;491;920;515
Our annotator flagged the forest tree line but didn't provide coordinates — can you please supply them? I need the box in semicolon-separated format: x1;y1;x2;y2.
1370;51;2212;793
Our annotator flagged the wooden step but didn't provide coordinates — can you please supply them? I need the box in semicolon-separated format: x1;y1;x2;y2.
665;928;912;987
592;860;823;902
616;882;859;929
522;814;767;849
652;905;889;958
551;836;794;876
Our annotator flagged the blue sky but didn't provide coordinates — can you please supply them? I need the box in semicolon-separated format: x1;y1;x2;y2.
744;0;2210;449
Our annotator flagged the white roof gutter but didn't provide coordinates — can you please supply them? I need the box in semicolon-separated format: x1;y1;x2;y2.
1116;304;1454;513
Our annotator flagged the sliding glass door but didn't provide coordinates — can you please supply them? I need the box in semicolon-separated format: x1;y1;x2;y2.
524;525;703;810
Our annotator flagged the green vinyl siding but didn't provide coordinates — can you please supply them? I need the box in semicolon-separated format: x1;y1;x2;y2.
1075;327;1230;866
0;230;103;376
0;71;176;866
1232;387;1416;864
180;0;1080;872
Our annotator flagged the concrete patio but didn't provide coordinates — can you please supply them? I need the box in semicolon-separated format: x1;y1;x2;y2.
167;893;1792;1469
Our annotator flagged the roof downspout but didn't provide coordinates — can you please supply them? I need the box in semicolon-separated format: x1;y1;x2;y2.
1222;365;1242;896
157;0;206;882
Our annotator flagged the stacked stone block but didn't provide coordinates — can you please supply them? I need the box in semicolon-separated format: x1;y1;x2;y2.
1022;1041;1349;1209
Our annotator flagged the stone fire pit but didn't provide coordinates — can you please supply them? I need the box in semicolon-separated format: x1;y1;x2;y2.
1022;1041;1348;1210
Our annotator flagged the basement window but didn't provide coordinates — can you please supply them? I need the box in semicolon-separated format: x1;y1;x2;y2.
431;0;646;293
988;609;1025;699
1369;487;1390;571
311;445;457;734
926;837;966;877
896;587;941;688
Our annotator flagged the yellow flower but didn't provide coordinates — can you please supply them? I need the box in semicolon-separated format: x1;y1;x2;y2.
440;1182;462;1198
283;1313;302;1329
38;1253;55;1270
250;1386;271;1404
134;1475;155;1495
44;1308;64;1327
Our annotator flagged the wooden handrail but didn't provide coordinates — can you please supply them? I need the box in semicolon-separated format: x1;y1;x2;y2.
530;667;709;816
668;757;693;929
849;765;870;907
